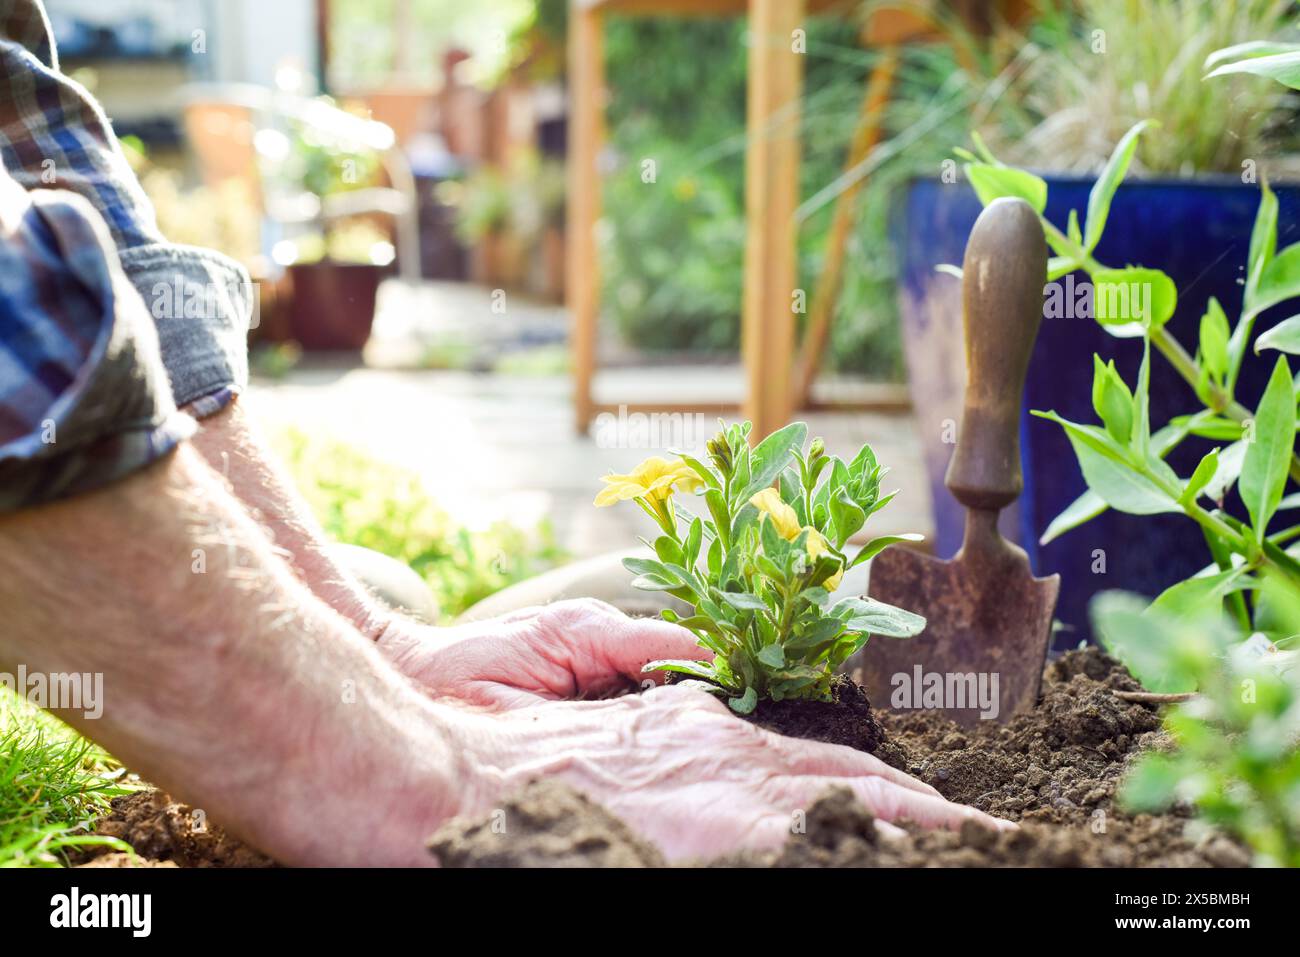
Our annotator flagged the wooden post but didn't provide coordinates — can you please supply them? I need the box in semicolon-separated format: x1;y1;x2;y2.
793;46;897;407
742;0;805;441
568;4;605;433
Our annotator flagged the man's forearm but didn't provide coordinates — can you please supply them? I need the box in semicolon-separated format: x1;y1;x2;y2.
0;445;463;865
187;397;395;642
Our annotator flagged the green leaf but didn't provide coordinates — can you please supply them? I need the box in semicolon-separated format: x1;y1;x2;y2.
623;556;671;579
1131;338;1154;459
684;517;703;567
1179;448;1220;506
1239;355;1296;542
1119;754;1183;814
1250;242;1300;317
756;643;784;668
739;422;806;501
1084;120;1150;252
1039;489;1108;545
1254;315;1300;355
706;535;722;577
964;162;1048;213
779;469;806;525
1205;40;1300;72
704;488;731;545
1204;49;1300;90
729;687;758;714
674;453;721;490
1032;411;1180;515
1091;267;1177;332
652;536;684;566
1199;298;1230;379
1090;592;1198;693
785;617;844;653
831;597;926;638
1246;180;1278;308
642;659;718;682
847;533;925;570
1204;439;1247;502
829;488;866;547
1038;417;1211;544
718;590;768;611
800;586;832;607
1046;256;1077;282
1067;208;1082;246
1149;566;1254;620
631;574;682;592
1091;355;1134;444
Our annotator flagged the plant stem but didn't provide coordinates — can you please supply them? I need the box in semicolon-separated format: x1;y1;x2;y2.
1041;218;1300;484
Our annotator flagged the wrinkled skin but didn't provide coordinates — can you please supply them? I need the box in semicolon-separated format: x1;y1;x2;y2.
379;598;709;709
381;599;1013;860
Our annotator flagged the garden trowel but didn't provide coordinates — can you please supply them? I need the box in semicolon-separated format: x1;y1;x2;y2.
849;197;1059;727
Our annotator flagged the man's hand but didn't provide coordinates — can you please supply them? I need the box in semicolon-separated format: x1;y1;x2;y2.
446;683;1012;862
381;599;1015;861
378;598;709;710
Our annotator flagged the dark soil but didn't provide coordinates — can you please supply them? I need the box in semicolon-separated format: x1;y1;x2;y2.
667;671;910;771
73;790;274;868
431;648;1253;868
81;648;1252;868
747;673;910;771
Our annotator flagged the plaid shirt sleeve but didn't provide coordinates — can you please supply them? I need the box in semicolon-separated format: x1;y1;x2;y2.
0;159;194;511
0;0;252;414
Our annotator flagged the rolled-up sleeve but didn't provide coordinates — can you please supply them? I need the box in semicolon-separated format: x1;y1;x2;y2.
0;0;251;413
0;160;193;511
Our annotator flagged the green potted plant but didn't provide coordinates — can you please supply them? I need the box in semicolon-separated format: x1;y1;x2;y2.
895;0;1300;640
452;164;523;289
594;421;924;754
270;125;395;352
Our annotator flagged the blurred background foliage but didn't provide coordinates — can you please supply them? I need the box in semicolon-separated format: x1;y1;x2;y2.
531;2;920;378
517;0;1298;381
982;0;1299;175
271;425;565;618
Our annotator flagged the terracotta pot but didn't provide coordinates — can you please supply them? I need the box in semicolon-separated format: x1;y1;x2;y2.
286;262;384;352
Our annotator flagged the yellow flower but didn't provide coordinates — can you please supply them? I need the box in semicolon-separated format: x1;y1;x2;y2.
595;456;702;507
750;489;843;590
750;488;801;539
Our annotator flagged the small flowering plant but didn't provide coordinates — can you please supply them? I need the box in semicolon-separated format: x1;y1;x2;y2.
595;421;926;714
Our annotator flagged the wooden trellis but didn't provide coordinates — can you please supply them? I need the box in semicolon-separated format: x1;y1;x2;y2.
567;1;1022;438
569;0;946;436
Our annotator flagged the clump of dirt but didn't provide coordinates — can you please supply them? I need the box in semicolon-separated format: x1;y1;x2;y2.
669;672;910;770
748;673;909;771
436;648;1252;868
74;790;274;868
429;779;664;868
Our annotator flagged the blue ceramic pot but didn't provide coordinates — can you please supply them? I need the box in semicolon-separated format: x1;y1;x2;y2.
893;175;1300;647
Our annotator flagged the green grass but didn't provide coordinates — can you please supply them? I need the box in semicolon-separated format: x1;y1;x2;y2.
0;693;134;867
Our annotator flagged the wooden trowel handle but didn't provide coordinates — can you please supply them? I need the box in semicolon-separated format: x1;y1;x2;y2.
945;197;1048;512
